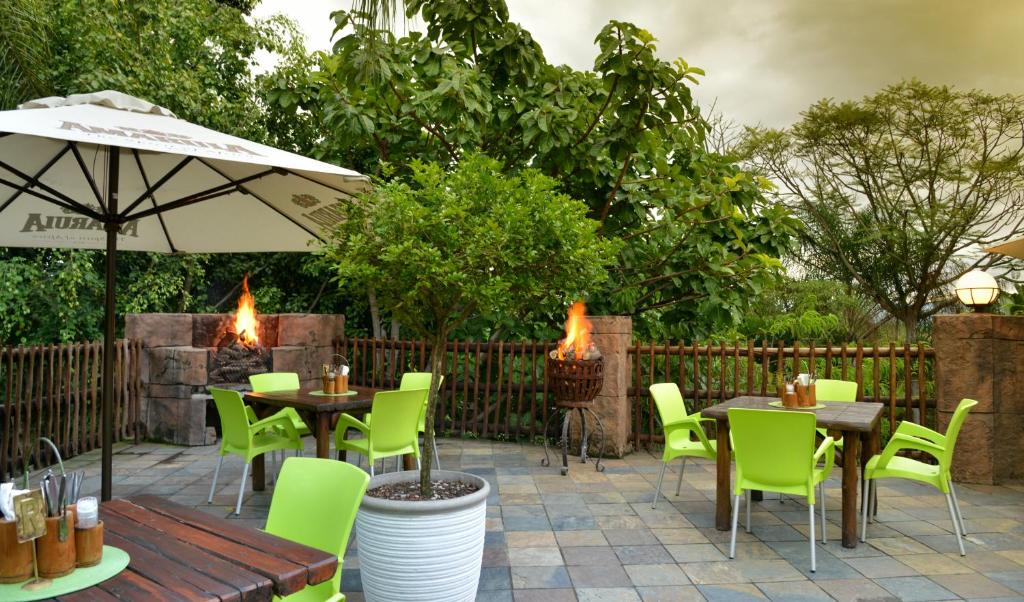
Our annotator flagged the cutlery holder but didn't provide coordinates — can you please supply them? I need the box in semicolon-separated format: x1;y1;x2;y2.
75;521;104;567
0;519;33;583
37;514;76;578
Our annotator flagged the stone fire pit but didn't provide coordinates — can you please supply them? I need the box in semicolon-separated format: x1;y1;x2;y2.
126;312;343;445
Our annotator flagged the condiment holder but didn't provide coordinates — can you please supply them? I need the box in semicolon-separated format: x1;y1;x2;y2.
0;517;33;583
321;355;350;394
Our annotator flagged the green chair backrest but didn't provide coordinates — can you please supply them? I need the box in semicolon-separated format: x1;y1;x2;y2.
400;372;433;391
249;372;300;392
369;389;427;454
729;408;816;489
211;388;251;452
401;372;444;432
814;379;857;402
650;383;690;426
265;457;370;593
941;398;978;467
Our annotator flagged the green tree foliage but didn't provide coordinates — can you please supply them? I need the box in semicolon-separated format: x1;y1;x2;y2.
742;80;1024;341
325;154;617;492
267;0;799;340
735;278;890;343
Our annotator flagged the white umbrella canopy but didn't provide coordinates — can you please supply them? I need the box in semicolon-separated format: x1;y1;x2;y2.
0;91;370;499
0;91;369;251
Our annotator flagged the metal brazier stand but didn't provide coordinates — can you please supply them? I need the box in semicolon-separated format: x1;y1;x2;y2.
541;357;606;475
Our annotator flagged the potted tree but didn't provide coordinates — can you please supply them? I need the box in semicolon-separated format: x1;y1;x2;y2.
326;154;616;601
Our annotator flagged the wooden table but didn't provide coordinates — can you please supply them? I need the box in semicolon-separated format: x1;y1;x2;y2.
244;387;377;490
47;495;336;601
701;396;883;548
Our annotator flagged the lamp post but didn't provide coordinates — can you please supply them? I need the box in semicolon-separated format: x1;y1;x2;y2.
954;270;1000;312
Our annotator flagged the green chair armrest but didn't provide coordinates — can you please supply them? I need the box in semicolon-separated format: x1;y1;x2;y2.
335;413;369;439
251;412;300;440
244;405;258;425
664;418;715;454
813;436;835;477
876;432;944;469
894;421;946;446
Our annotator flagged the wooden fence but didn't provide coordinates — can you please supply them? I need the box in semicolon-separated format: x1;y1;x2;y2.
0;339;142;481
336;337;937;449
628;341;936;447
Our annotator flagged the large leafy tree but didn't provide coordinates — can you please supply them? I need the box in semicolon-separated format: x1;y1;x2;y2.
326;154;617;492
267;0;798;340
743;80;1024;340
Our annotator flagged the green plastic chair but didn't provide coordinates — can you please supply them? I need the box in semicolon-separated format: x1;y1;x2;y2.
361;372;445;468
861;398;978;556
649;383;717;509
207;388;304;515
335;389;425;476
265;457;369;602
249;372;313;438
814;379;858;448
728;408;835;572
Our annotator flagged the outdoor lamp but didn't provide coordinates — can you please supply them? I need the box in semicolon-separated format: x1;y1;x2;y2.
954;270;1000;311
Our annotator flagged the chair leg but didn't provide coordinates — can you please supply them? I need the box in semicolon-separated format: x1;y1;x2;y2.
819;482;827;544
946;492;966;556
868;480;876;523
652;462;668;509
235;462;250;516
369;462;375;478
729;493;741;559
808;502;817;572
675;457;686;496
745;490;752;533
208;455;224;504
949;479;966;535
433;438;441;470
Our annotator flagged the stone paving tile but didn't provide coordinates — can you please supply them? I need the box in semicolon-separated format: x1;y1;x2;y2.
696;583;768;601
929;573;1019;599
568;565;633;588
48;438;1024;601
576;587;642;601
614;545;676;565
623;563;691;587
635;585;705;601
874;576;959;601
814;577;900;601
755;579;833;601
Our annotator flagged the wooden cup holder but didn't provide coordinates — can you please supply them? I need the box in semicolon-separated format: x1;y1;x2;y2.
75;521;104;567
0;519;33;583
37;514;76;578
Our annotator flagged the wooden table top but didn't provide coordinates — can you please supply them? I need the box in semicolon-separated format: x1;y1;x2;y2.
700;396;884;432
244;386;377;414
48;495;337;601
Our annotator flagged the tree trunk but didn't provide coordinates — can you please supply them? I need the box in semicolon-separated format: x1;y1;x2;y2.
368;286;382;339
903;312;918;343
420;332;447;497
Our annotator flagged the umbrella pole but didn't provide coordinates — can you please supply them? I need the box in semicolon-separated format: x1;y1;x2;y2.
101;147;119;501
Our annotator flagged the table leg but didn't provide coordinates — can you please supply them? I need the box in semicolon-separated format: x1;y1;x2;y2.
252;455;265;491
315;414;331;459
715;418;732;531
403;454;417;471
841;429;860;548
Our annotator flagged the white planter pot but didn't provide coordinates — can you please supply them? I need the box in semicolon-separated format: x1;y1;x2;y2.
356;470;490;602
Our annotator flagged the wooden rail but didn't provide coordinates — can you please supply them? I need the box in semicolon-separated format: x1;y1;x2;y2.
334;337;937;449
0;339;142;481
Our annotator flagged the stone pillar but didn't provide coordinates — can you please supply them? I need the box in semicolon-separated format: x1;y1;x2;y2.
933;314;1024;484
586;316;633;458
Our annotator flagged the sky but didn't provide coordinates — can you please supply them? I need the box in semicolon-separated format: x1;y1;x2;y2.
252;0;1024;128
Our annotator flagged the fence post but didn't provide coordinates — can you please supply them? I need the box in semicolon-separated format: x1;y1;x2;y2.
933;314;1024;484
587;316;633;457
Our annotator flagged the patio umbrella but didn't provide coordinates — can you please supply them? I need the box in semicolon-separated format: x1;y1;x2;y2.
0;90;370;500
986;236;1024;260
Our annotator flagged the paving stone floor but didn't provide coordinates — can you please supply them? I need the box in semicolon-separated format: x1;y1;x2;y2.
47;437;1024;601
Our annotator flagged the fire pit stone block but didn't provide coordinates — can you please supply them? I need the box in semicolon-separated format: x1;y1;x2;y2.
272;345;336;385
148;346;209;386
277;314;345;347
125;313;192;347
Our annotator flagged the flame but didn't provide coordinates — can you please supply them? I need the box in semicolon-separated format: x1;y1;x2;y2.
556;301;592;360
234;274;260;346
